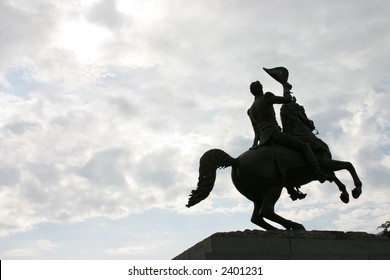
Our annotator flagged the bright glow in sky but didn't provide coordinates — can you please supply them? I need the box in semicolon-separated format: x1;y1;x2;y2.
55;21;113;62
117;0;164;23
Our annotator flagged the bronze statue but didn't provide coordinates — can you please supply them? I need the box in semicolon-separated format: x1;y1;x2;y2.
186;67;362;231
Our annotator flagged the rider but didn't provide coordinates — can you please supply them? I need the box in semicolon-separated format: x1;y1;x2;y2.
247;81;332;184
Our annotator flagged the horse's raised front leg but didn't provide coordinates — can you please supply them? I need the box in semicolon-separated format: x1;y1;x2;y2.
260;186;305;230
333;176;349;203
323;159;362;199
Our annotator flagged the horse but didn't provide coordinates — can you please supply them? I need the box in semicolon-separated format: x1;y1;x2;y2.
186;102;362;231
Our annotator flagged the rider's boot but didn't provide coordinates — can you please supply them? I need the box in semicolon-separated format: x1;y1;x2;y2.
287;186;307;201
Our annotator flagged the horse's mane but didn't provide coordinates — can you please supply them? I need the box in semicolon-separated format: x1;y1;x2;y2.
280;103;300;133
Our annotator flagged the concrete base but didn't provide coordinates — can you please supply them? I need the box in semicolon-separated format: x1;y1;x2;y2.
173;230;390;260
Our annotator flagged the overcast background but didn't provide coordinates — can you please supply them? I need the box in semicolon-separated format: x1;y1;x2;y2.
0;0;389;259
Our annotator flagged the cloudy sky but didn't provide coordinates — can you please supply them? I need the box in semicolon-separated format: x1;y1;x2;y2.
0;0;389;259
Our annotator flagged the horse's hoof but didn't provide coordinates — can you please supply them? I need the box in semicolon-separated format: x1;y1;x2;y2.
352;188;362;199
290;222;306;231
340;192;349;204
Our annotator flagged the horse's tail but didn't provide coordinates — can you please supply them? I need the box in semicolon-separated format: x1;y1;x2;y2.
186;149;237;208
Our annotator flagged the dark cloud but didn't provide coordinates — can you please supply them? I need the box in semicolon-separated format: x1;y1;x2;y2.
0;1;59;68
0;165;21;186
131;147;181;188
78;148;129;187
3;121;40;135
87;0;126;30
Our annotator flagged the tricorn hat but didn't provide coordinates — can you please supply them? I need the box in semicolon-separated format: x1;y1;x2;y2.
263;67;289;85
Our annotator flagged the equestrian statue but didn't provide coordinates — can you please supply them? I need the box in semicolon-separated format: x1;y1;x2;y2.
186;67;362;230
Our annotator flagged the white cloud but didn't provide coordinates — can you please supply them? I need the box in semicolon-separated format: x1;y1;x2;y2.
0;0;389;258
105;242;166;256
2;239;58;258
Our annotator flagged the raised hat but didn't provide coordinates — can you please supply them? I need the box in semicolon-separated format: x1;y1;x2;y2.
263;67;289;85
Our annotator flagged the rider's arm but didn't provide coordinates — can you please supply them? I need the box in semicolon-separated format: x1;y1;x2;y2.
265;92;293;104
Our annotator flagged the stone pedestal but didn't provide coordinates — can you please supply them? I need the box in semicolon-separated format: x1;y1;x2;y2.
173;230;390;260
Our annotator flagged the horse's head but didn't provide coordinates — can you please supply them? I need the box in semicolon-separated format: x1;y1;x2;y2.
281;103;316;135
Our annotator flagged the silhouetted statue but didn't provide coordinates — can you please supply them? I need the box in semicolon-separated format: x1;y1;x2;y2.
186;67;362;230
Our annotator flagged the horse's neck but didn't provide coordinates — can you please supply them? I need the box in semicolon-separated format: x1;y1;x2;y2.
281;104;313;136
288;120;313;136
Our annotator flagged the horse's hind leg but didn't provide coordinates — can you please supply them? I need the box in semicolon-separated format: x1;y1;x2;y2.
231;169;277;230
260;186;306;230
251;201;277;230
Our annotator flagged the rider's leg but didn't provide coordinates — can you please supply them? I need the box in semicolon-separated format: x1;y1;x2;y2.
271;131;332;183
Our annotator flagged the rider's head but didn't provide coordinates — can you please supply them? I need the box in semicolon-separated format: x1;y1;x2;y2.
250;81;263;96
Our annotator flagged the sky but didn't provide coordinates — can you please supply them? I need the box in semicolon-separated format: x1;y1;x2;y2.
0;0;389;260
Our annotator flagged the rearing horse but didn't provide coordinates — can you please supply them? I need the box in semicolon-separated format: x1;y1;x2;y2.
186;102;362;231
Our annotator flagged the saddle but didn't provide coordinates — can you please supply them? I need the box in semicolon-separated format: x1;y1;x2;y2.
261;143;312;200
268;144;307;180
